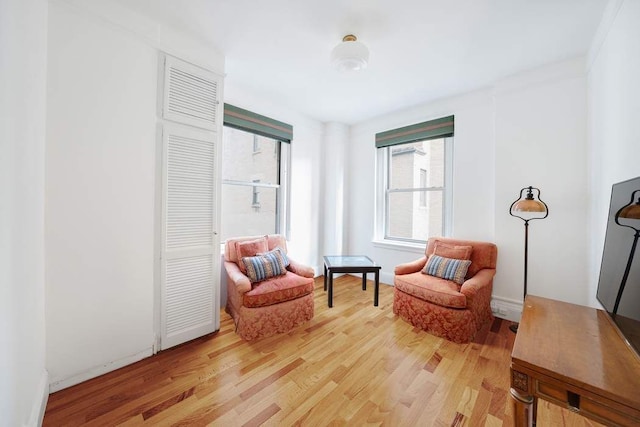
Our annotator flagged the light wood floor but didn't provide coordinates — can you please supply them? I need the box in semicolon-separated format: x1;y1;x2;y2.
44;275;602;426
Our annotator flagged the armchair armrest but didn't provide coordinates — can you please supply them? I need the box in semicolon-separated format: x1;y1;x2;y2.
460;268;496;299
394;256;427;275
224;261;251;294
287;258;315;278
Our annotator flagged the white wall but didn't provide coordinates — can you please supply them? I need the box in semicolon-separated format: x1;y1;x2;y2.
587;0;640;306
494;59;589;306
287;120;324;271
348;58;590;318
45;0;225;391
322;123;349;257
0;0;49;424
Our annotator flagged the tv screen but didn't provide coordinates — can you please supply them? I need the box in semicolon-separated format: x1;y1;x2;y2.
596;176;640;356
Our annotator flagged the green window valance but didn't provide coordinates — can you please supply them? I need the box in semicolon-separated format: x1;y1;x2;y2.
375;115;454;148
223;104;293;143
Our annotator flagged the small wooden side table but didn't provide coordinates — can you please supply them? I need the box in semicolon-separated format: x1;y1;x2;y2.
510;295;640;426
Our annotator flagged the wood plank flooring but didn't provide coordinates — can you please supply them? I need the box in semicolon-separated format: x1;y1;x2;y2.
44;275;603;426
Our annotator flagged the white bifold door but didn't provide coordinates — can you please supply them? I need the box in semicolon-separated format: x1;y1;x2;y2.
158;55;222;350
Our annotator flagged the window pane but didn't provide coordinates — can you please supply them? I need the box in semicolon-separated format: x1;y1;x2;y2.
222;127;279;184
221;124;283;241
388;190;443;240
389;139;444;189
221;185;277;241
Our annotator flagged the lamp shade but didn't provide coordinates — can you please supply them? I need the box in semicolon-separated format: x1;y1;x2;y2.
618;199;640;219
509;186;548;222
512;199;547;213
615;191;640;232
330;35;369;72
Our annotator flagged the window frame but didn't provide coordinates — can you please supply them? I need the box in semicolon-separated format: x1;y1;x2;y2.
419;168;428;207
375;137;453;247
252;179;261;208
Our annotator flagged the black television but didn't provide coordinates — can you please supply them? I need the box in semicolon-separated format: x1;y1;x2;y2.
596;176;640;356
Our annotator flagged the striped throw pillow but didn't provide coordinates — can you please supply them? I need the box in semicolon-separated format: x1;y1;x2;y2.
422;254;472;285
242;247;288;283
260;247;290;268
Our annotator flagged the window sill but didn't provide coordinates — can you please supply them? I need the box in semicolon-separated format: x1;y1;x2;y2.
372;240;425;254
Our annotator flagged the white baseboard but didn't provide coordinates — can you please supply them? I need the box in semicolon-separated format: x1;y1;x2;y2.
26;369;49;427
49;347;153;393
490;296;523;322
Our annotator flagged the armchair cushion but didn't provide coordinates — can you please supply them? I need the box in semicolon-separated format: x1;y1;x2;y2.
243;271;315;308
422;254;472;285
433;241;472;260
395;272;467;309
236;236;269;273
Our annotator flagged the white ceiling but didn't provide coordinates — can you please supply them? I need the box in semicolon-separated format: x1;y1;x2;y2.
109;0;608;124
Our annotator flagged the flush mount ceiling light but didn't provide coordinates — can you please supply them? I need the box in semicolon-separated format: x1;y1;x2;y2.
330;34;370;72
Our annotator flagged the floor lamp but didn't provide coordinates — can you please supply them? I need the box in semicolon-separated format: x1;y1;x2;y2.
509;186;549;333
612;190;640;316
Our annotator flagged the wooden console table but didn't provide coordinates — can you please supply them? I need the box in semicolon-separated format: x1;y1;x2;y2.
510;295;640;426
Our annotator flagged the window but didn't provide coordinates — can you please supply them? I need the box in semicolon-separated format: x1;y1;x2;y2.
221;104;293;242
375;116;454;245
221;127;289;240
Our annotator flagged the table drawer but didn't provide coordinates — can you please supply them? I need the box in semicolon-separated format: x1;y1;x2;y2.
535;378;640;427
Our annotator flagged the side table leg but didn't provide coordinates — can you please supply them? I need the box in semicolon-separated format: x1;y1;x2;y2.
362;273;367;291
374;270;380;306
328;271;333;308
324;264;327;291
510;388;534;427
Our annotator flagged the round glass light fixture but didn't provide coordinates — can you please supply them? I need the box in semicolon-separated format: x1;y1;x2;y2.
330;34;369;72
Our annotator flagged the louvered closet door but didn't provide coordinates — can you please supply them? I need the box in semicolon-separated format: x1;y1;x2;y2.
163;56;219;131
160;123;219;350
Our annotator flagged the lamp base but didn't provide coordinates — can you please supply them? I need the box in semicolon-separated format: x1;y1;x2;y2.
509;323;519;333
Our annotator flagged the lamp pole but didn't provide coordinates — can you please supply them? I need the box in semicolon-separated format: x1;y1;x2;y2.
612;192;640;316
523;219;530;300
509;186;548;333
613;229;639;315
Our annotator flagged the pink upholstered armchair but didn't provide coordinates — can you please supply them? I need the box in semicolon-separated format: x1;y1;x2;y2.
393;237;498;343
224;234;315;340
